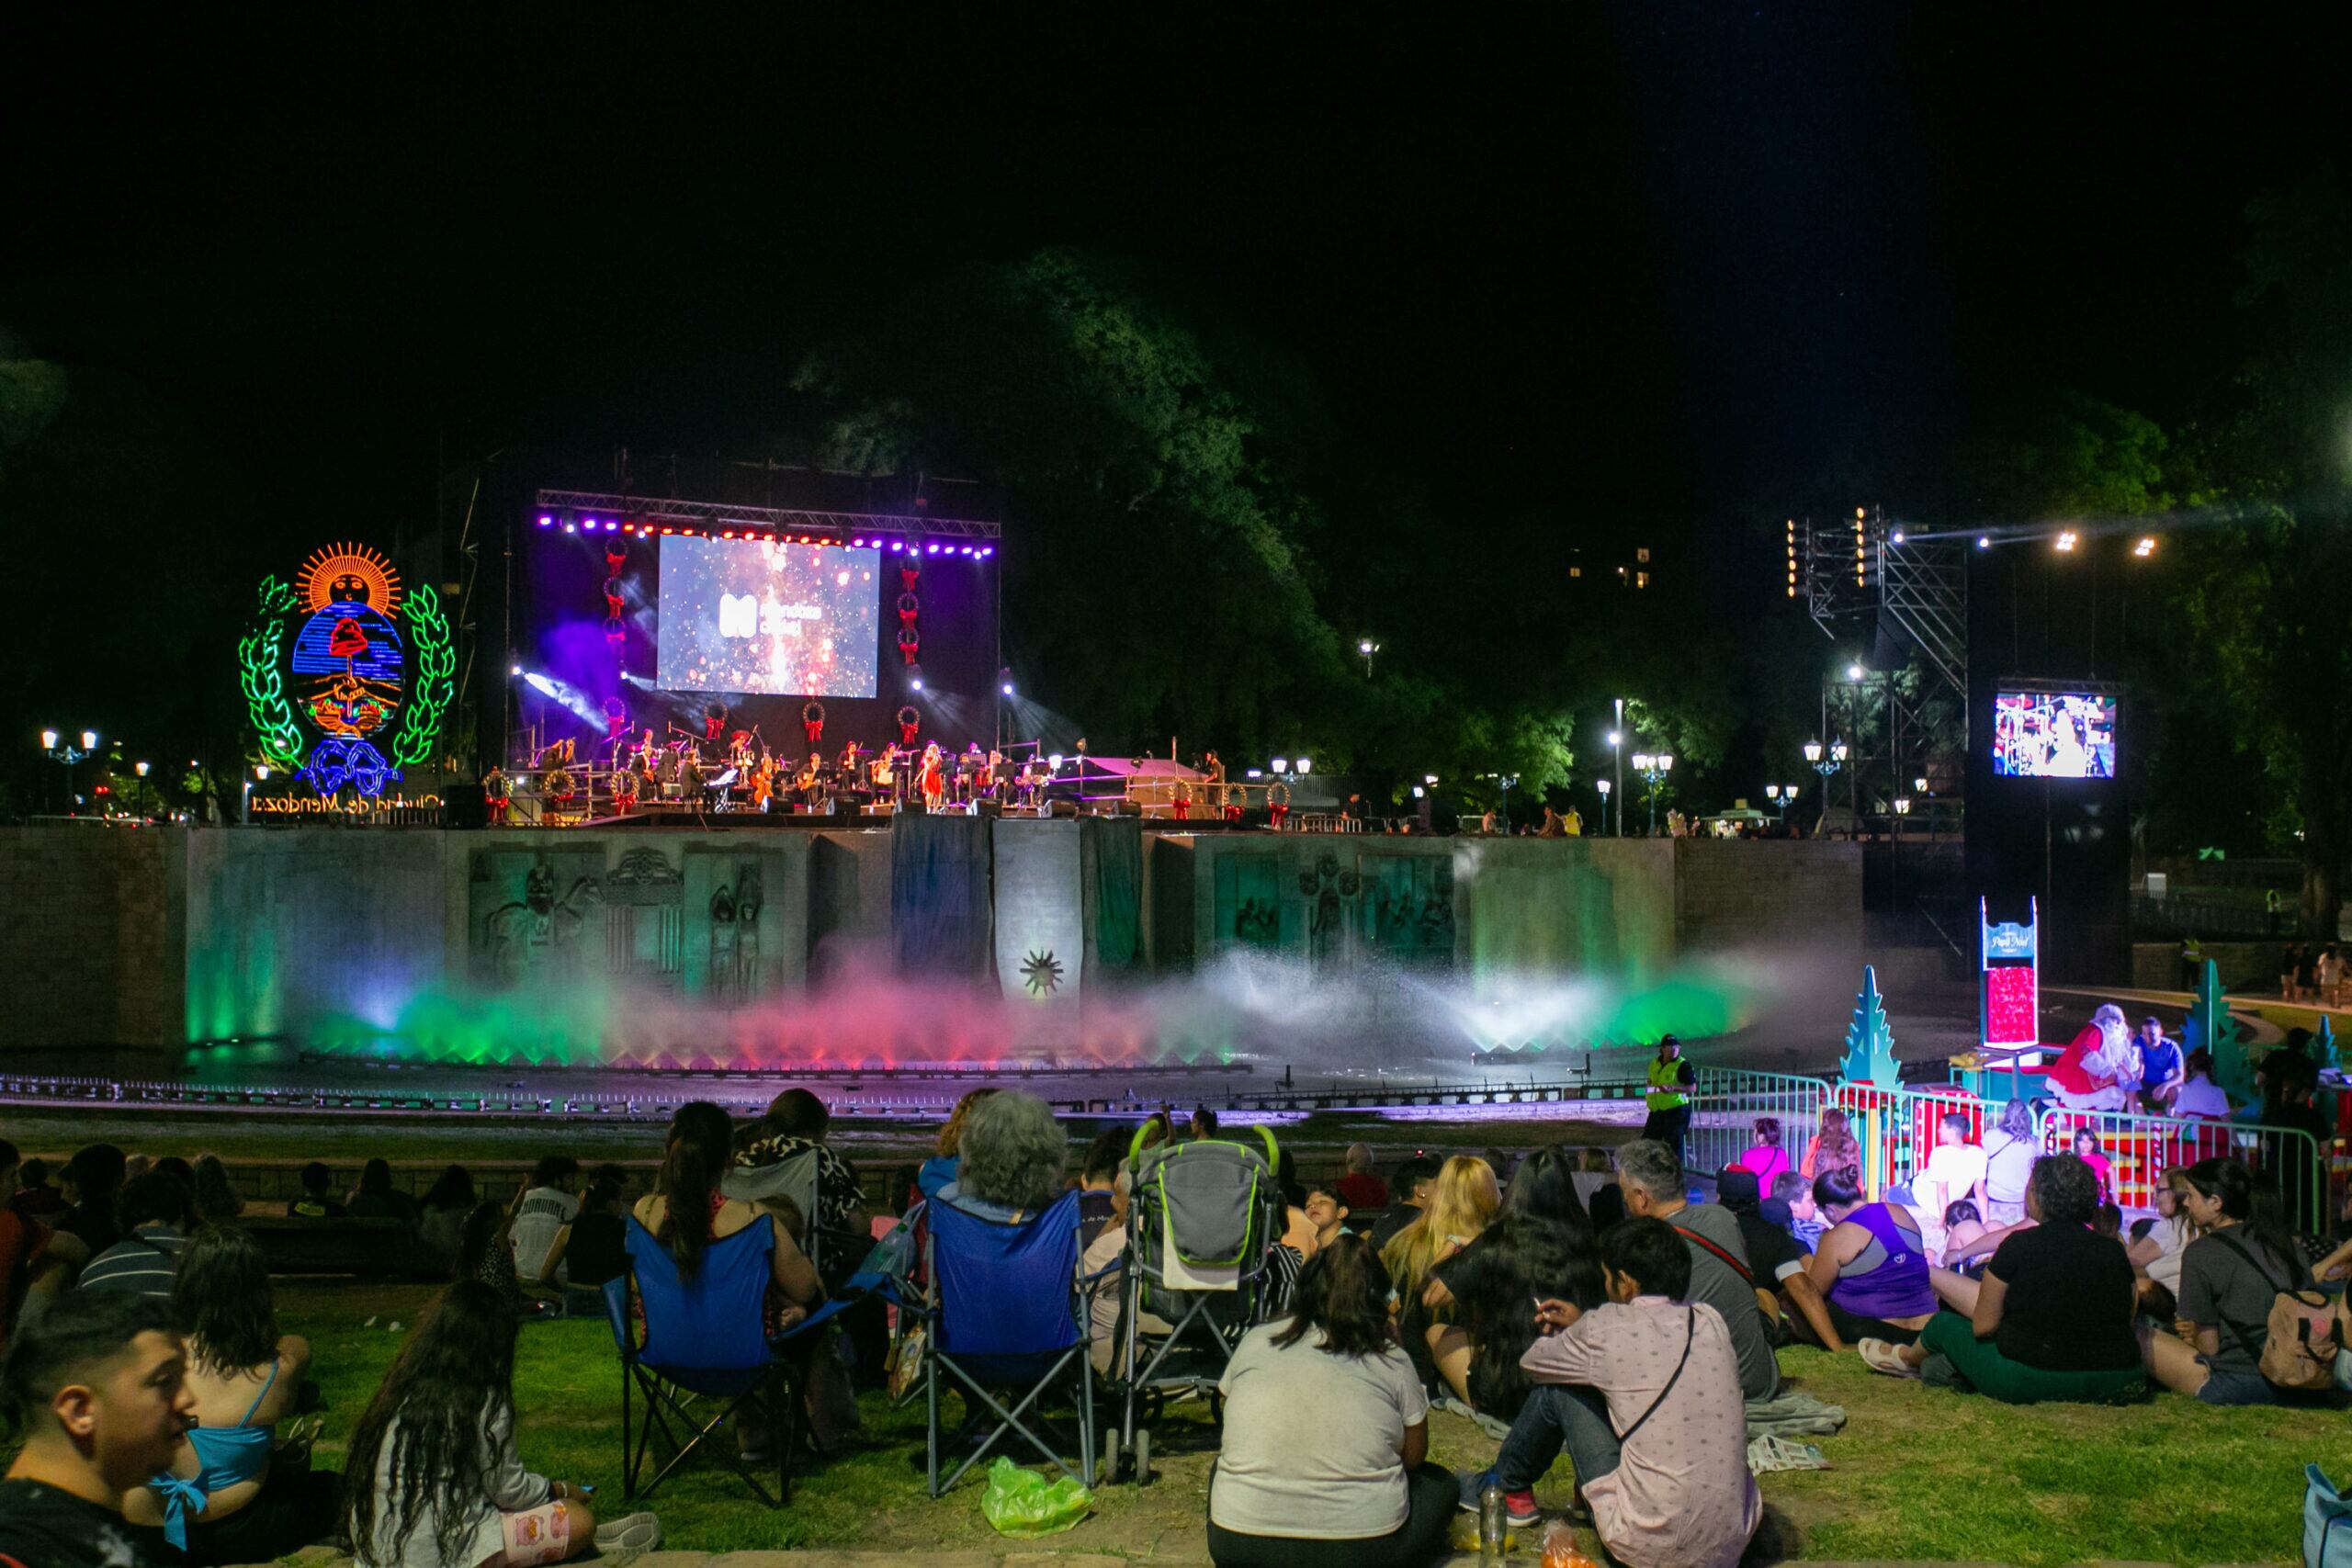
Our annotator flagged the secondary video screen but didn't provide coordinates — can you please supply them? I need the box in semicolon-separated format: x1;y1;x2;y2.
655;536;880;697
1992;689;2117;779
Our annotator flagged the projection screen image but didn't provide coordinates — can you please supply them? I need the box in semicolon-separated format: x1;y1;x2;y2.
656;536;880;697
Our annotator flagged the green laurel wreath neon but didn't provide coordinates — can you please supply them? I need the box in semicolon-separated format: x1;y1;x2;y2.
391;581;456;768
238;576;306;767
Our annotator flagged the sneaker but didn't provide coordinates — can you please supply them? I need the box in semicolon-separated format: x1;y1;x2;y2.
1453;1472;1540;1528
593;1511;662;1553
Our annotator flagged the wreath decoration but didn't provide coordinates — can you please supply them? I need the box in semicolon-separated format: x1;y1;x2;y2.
802;699;826;727
545;767;578;803
390;582;456;769
1266;782;1291;807
238;577;307;767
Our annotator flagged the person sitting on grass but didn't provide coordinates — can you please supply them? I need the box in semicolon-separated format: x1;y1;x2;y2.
1979;1099;2036;1227
2141;1158;2312;1405
60;1145;131;1255
344;1280;659;1568
1422;1147;1605;1421
415;1166;476;1277
1860;1152;2146;1403
1206;1234;1455;1568
1739;1117;1792;1189
935;1091;1069;1223
505;1157;580;1289
1939;1201;1987;1269
1368;1156;1442;1251
1800;1164;1938;1349
1304;1182;1351;1249
1715;1167;1844;1350
1913;1112;1988;1256
1798;1108;1860;1182
532;1175;628;1317
8;1156;65;1223
1764;1169;1822;1252
2128;1167;2199;1312
77;1173;197;1301
1463;1216;1760;1568
188;1157;243;1226
123;1226;338;1564
0;1291;196;1568
1;1139;90;1352
1335;1143;1388;1213
1382;1156;1499;1387
632;1102;822;1461
345;1159;421;1227
1612;1140;1780;1400
285;1162;345;1222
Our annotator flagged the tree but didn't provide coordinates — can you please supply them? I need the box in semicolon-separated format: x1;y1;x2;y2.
2169;175;2352;934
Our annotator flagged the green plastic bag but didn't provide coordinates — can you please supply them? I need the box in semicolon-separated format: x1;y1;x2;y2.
978;1456;1093;1538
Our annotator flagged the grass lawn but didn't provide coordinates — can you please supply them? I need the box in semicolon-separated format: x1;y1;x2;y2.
281;1281;2326;1565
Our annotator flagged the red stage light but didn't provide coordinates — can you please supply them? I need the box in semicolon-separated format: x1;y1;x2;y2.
721;530;735;539
661;526;673;535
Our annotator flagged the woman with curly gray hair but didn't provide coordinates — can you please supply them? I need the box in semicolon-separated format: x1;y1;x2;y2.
938;1091;1068;1221
1859;1153;2145;1403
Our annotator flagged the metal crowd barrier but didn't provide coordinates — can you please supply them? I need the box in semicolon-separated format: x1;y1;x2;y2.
1686;1067;1830;1185
2035;1104;2329;1234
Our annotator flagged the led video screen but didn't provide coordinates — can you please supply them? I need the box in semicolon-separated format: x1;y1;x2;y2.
1992;689;2116;779
656;536;880;697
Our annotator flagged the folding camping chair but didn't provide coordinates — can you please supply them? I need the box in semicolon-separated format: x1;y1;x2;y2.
1102;1126;1284;1484
912;1187;1098;1497
605;1213;856;1506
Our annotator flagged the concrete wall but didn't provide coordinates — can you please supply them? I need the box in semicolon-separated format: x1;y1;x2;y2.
2;823;1864;1055
0;827;185;1057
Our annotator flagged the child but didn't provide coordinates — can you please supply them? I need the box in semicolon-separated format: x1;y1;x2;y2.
345;1281;659;1567
1939;1200;1985;1268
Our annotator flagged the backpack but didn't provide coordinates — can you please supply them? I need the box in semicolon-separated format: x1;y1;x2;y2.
2211;1231;2346;1393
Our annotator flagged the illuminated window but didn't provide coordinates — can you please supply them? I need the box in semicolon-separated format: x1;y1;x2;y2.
1636;547;1650;563
1569;566;1582;578
1636;571;1649;589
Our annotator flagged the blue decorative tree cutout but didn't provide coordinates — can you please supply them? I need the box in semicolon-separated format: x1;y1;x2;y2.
2318;1015;2341;1076
2179;960;2251;1101
1839;965;1899;1086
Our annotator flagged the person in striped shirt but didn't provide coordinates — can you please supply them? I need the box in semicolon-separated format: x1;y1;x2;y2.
76;1173;196;1301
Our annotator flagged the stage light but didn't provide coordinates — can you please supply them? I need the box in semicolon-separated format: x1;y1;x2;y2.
509;663;522;676
1001;682;1014;696
563;522;577;534
721;530;735;539
928;543;941;554
605;520;619;531
1891;530;1905;545
537;514;553;527
2133;536;2157;558
2055;530;2077;552
910;677;924;692
982;547;995;558
890;541;903;552
1977;536;1991;549
40;728;57;750
1296;758;1312;775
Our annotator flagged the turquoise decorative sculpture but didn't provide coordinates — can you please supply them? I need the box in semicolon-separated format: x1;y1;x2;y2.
1839;965;1900;1087
2179;960;2252;1101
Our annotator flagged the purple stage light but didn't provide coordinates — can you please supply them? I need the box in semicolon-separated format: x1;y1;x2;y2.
563;523;577;534
537;514;553;527
889;541;903;553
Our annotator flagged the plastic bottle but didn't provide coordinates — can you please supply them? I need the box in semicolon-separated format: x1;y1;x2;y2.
1480;1483;1506;1560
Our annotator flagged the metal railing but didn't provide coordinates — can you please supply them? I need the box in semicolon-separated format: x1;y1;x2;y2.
1687;1068;1831;1187
2035;1104;2330;1235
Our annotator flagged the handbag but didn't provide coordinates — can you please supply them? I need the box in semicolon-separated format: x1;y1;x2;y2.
2306;1464;2352;1568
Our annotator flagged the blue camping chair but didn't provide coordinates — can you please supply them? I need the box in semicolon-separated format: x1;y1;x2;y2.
605;1213;857;1506
912;1188;1098;1497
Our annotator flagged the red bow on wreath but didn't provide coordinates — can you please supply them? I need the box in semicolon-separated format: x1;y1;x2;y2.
899;565;921;593
605;548;626;576
802;719;823;747
1269;803;1290;827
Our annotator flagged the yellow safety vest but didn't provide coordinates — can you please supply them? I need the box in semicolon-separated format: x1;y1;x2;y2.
1646;1056;1690;1111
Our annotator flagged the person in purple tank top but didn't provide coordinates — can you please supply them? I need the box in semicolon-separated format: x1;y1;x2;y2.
1796;1167;1938;1348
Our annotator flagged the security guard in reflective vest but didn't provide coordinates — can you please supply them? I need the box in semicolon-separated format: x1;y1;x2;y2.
1642;1033;1696;1164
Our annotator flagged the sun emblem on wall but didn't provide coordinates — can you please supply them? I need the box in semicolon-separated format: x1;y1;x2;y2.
1021;949;1065;997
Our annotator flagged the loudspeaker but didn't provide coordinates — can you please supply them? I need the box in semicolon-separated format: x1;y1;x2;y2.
975;799;1001;818
1050;799;1079;818
445;782;488;829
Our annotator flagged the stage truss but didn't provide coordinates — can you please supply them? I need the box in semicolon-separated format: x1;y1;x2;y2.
534;489;1002;541
1795;506;1969;817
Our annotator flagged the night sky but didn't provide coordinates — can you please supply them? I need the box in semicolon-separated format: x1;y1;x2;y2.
5;8;2344;769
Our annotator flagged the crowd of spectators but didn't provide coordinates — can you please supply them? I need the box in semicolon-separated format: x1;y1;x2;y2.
5;1056;2346;1568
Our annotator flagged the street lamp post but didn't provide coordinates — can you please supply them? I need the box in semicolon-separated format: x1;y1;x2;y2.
1357;637;1381;679
39;728;98;816
1632;751;1675;835
133;759;152;819
1596;776;1611;836
1610;698;1625;837
1804;739;1848;836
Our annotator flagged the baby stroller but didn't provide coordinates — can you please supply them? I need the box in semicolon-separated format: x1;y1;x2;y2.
1100;1123;1286;1484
